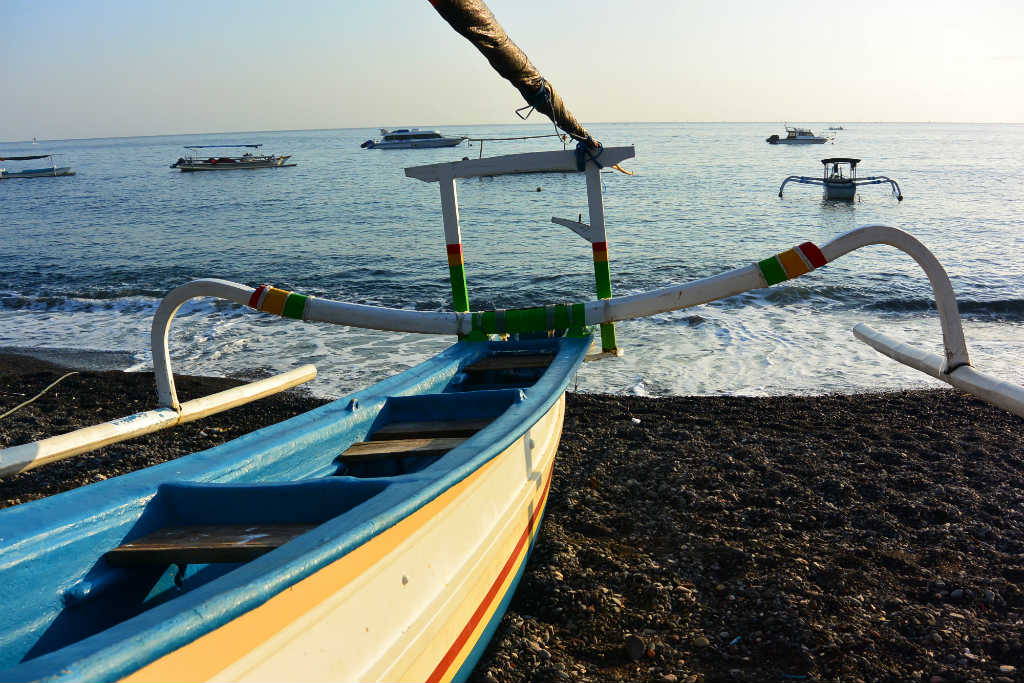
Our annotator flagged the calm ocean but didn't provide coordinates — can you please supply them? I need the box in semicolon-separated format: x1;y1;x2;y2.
2;123;1022;398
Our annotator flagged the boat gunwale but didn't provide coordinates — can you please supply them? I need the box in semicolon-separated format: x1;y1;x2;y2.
0;335;590;682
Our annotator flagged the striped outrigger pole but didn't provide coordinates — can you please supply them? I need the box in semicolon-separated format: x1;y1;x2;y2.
583;161;617;353
757;241;828;284
591;239;616;351
248;285;310;319
438;165;473;319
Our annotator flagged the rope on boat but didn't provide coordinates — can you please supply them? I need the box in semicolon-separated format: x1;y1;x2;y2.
0;372;78;422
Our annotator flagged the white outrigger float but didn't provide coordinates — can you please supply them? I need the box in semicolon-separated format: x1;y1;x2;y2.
1;1;1022;681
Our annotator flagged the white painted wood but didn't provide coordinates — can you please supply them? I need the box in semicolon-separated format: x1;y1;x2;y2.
438;164;463;247
854;324;1024;418
0;366;317;477
551;217;597;244
820;224;970;370
584;162;608;244
404;147;635;182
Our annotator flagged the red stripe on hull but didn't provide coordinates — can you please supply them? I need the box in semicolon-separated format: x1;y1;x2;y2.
427;464;554;682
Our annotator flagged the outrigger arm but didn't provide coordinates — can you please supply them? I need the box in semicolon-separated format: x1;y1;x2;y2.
855;175;903;200
4;225;1022;477
778;175;823;196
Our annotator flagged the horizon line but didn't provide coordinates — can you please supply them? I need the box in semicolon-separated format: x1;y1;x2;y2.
3;120;1023;145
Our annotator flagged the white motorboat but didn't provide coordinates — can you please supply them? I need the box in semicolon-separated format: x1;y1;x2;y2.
766;125;830;145
360;128;467;149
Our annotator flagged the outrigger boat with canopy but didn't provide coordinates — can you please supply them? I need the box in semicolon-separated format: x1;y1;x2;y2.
170;145;295;172
0;1;1022;682
0;154;74;179
779;158;903;201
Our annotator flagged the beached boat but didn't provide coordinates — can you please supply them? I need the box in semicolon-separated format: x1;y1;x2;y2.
170;145;295;172
0;154;74;179
360;128;467;149
766;125;830;144
1;2;1023;681
779;158;903;201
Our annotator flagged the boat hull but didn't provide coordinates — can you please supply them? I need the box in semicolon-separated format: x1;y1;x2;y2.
823;182;856;200
126;394;564;683
0;166;74;178
173;157;295;171
0;336;589;682
767;139;827;145
367;138;465;150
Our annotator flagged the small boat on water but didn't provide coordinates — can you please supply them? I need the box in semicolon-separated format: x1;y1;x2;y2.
170;145;295;172
361;128;467;149
778;158;903;201
0;154;74;179
766;125;830;144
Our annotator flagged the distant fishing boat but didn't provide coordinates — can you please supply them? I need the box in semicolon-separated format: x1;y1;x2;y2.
778;158;903;201
360;128;467;149
0;154;74;179
170;144;295;171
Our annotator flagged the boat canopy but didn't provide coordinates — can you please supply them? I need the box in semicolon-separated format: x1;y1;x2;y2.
0;154;52;161
821;157;860;166
184;144;263;149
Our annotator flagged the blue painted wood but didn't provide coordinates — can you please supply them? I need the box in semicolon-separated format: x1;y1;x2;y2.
0;335;590;682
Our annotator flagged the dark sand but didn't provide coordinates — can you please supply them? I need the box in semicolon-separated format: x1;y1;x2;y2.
2;353;1023;683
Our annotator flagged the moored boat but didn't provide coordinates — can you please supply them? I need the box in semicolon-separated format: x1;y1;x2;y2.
766;125;830;144
361;128;467;149
0;154;74;179
778;158;903;201
170;145;295;171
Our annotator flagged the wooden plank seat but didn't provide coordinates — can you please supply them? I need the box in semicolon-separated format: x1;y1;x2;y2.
340;437;467;462
105;524;315;566
368;418;492;441
463;354;555;372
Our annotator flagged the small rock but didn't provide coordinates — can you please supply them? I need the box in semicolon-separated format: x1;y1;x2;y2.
660;675;678;683
625;634;646;660
999;664;1016;673
693;635;710;648
950;588;964;600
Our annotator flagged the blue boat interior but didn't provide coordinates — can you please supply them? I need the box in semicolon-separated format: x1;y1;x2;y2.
0;335;589;680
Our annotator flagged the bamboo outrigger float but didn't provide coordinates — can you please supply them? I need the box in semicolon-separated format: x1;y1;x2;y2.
1;1;1023;682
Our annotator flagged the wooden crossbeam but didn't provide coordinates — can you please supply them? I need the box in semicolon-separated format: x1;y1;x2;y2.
105;524;314;566
463;354;555;372
341;437;467;459
369;418;491;441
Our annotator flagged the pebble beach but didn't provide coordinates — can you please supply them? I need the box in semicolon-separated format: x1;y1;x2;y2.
3;352;1023;682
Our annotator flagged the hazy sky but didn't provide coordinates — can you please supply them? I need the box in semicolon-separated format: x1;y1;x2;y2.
3;0;1023;142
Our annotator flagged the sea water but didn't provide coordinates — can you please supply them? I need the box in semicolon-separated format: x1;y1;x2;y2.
1;123;1022;398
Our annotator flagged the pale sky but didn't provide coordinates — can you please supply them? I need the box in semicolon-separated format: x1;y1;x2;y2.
3;0;1023;142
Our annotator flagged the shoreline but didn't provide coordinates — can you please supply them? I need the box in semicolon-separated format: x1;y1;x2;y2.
2;351;1023;681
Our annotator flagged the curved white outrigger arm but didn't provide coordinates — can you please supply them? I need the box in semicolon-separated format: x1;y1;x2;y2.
4;224;1021;477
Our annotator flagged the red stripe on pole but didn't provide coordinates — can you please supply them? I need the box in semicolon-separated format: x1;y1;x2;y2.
446;244;463;255
798;242;827;268
248;285;266;309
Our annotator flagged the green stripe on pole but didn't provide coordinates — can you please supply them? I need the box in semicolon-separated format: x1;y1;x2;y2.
282;293;307;320
554;304;571;330
448;264;470;312
569;302;588;337
600;322;617;351
758;256;788;286
594;261;613;300
481;310;497;334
